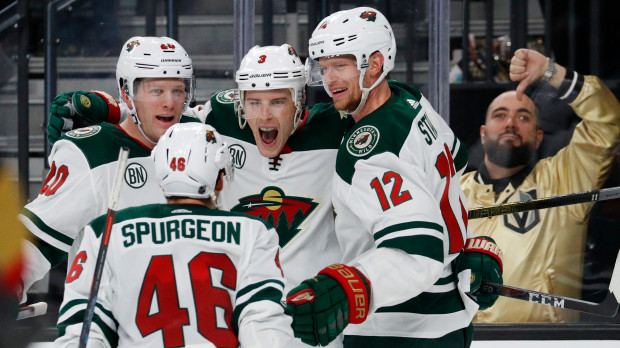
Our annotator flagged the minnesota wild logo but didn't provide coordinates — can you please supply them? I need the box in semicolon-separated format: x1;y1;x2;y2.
205;129;216;143
288;45;298;57
126;40;140;52
216;89;236;104
360;10;377;22
347;125;380;157
231;187;318;247
66;125;101;139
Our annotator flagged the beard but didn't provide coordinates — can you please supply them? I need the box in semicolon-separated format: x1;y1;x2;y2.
483;135;536;168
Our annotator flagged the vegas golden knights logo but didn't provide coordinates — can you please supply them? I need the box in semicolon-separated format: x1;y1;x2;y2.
231;187;317;247
503;189;540;234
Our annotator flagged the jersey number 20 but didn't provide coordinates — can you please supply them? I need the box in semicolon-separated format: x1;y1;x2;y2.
136;252;238;348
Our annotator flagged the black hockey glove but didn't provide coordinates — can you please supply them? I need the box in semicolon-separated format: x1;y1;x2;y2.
48;90;120;146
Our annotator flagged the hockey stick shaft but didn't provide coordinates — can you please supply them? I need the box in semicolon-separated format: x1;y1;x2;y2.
478;250;620;317
468;186;620;219
479;281;619;317
78;147;129;348
16;302;48;320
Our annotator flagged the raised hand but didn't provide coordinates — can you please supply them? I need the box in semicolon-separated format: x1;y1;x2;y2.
48;91;120;145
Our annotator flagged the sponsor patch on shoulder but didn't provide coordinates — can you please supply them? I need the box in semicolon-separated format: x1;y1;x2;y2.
215;89;237;104
346;125;380;157
66;125;101;139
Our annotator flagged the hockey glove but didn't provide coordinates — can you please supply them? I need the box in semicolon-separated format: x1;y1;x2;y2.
48;90;121;145
286;264;371;346
465;237;503;310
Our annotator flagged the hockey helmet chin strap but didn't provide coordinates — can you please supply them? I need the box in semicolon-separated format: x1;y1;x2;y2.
344;65;389;117
129;108;159;146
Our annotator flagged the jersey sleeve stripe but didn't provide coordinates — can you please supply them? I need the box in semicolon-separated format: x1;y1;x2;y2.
433;274;455;286
377;235;444;263
236;278;285;299
19;208;74;247
232;286;284;335
57;305;119;347
373;221;442;241
375;288;464;315
27;233;68;268
452;138;468;173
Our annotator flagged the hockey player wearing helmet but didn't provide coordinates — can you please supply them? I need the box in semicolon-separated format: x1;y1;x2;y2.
115;36;193;147
46;43;351;347
55;123;296;347
17;37;194;305
191;44;352;348
285;7;500;348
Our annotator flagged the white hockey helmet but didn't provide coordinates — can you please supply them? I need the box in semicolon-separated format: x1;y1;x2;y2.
234;44;306;130
308;7;396;114
116;36;194;115
153;123;234;199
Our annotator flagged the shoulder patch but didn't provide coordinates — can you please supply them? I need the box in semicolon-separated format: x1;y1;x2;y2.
346;125;380;157
215;89;237;104
66;125;101;139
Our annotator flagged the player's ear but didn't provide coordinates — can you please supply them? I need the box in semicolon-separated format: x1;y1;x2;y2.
121;86;134;110
215;171;225;192
480;125;486;144
369;52;385;76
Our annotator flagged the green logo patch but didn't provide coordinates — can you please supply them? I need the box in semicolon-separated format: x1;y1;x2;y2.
66;125;101;139
346;125;380;157
215;89;237;104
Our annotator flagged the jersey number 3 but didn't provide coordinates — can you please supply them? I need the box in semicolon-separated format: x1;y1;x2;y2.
136;252;238;348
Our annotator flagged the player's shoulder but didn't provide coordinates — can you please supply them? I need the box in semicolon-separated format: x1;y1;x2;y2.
288;103;353;151
205;89;255;143
57;123;151;169
334;82;426;183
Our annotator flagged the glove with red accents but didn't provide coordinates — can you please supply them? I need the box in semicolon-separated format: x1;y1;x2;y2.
48;90;121;146
286;264;371;346
465;236;503;310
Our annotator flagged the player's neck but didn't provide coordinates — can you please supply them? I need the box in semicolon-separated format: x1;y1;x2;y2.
167;197;216;209
483;156;526;180
120;118;156;150
352;80;391;122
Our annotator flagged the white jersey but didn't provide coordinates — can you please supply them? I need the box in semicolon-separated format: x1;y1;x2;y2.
18;124;165;298
332;81;478;339
196;90;353;293
55;203;294;348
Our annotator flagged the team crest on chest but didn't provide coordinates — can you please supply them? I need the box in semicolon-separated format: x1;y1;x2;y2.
231;186;318;248
124;162;147;188
215;89;236;104
66;126;101;139
347;125;380;157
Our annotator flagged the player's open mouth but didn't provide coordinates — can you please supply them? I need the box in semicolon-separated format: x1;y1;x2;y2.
259;127;278;145
331;87;347;97
156;115;175;123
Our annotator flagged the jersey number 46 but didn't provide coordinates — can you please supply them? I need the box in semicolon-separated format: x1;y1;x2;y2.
136;252;238;348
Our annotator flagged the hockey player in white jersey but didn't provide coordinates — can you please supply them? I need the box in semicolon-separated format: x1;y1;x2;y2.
285;7;502;347
46;43;351;347
55;123;295;348
17;36;194;303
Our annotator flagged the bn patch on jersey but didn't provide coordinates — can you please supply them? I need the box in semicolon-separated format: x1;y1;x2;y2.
66;125;101;139
346;126;380;157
